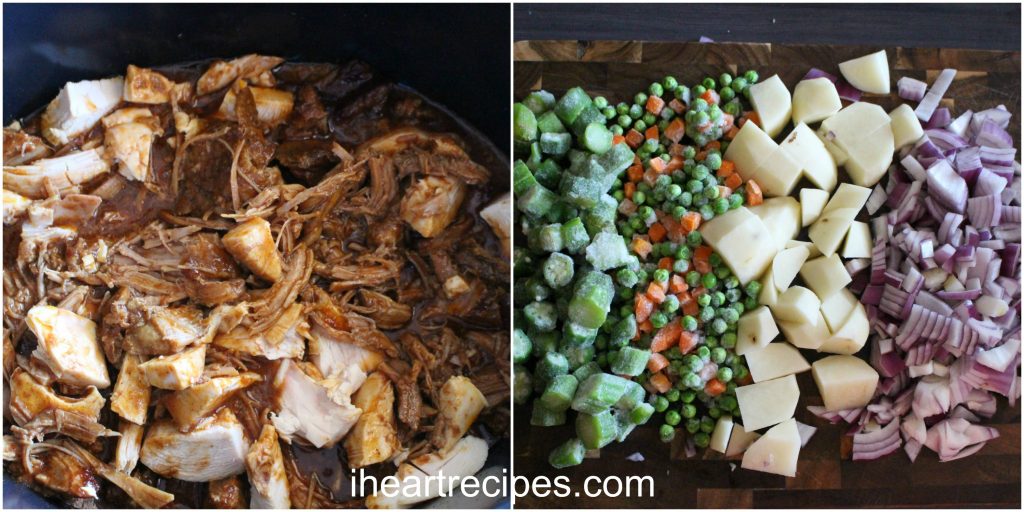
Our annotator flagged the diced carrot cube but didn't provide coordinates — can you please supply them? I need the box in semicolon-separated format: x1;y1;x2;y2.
650;321;683;352
746;180;764;206
664;118;686;143
665;155;685;173
649;223;667;243
647;352;670;373
624;181;636;199
682;298;699;317
647;281;666;303
635;293;654;323
649;372;672;393
657;256;673;270
705;140;721;152
645;125;659;142
704;378;727;397
631;237;653;259
648;157;667;174
678;331;697;354
624;129;644;149
725;172;742;190
701;89;719;105
718;185;732;198
696;150;707;163
681;212;702;233
693;245;713;274
669;275;688;294
668;98;686;115
612;134;626;146
746;111;761;127
645;95;666;116
718;159;735;176
668;142;685;156
627;164;644;183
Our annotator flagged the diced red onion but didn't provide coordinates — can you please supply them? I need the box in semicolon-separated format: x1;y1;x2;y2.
925;108;952;129
915;68;956;122
926;159;968;213
967;195;1002;227
946;109;973;137
835;79;862;102
897;76;928;102
852;420;902;461
803;67;837;82
925;129;968;151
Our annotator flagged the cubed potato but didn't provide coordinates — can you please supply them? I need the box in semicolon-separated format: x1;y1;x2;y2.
818;103;893;187
725;422;762;456
808;207;858;257
748;75;792;138
842;221;872;259
759;272;779;307
838;50;890;94
799;188;830;227
699;207;778;285
799;254;852;300
736;306;780;356
724;121;777;182
754;146;803;198
772;246;810;292
889;103;924;149
819;288;859;332
811;354;879;411
741;418;801;477
785;239;821;259
792;78;842;125
772;286;821;324
709;415;734;454
780;123;837;192
778;311;830;350
748;196;801;252
817;302;869;355
735;375;799;431
744;342;811;383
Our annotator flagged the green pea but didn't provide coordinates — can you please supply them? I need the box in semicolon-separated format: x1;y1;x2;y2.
700;416;715;433
649;82;664;97
643;138;659;152
744;296;759;311
686;231;702;247
633;119;647;132
629;104;644;119
723;100;742;117
633;191;646;205
712;291;726;307
681;403;697;419
650;312;668;329
594;96;609;109
731;302;745;316
662;295;680;314
659;424;675;443
610;124;624;136
635;92;648;107
693;110;710;127
719;73;733;88
618;114;632;128
717;366;734;382
692;85;707;97
681;390;696;404
733;364;749;381
744;70;759;83
702;77;716;90
681;315;698;331
719;395;738;411
642;112;657;126
654;395;670;413
705;152;723;171
696;293;711;307
712;318;728;334
678;191;693;207
744;280;762;297
702;273;718;289
719;86;736;102
700;306;716;323
603;106;617;119
685;270;701;288
710;347;727;364
721;334;738;351
672;259;690;274
704;186;720;200
666;388;681;402
691;98;708;112
616;102;630;115
705;335;719;348
708;407;722;419
699;205;715;221
730;77;748;92
653;268;670;283
729;192;744;209
684;372;702;389
685;418;701;434
674;85;691;100
665;410;682;426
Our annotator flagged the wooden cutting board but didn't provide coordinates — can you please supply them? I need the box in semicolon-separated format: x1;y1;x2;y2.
513;40;1021;509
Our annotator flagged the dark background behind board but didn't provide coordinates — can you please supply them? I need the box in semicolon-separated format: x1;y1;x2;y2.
515;3;1021;51
513;2;1021;509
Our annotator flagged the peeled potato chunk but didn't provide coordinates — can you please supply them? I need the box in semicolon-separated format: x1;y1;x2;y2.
741;418;801;477
735;374;799;431
811;354;879;411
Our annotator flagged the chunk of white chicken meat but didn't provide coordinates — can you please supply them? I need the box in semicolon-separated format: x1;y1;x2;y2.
40;76;124;145
365;435;489;509
308;323;383;384
25;305;111;388
114;420;145;474
479;192;511;258
123;65;174;104
218;82;295;126
344;371;400;468
127;305;209;356
164;372;261;432
65;440;176;508
109;353;151;425
3;128;52;165
3;148;110;199
270;359;362;449
8;368;105;425
431;376;488;455
222;217;283;282
139;343;206;390
102;107;158;181
399;175;465;239
140;407;249;482
3;189;32;223
197;54;284;95
214;302;306;360
245;424;291;509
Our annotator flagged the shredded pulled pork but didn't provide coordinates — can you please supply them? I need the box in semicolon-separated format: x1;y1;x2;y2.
3;56;508;508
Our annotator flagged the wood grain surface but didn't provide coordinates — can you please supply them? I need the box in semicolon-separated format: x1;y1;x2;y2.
513;40;1022;509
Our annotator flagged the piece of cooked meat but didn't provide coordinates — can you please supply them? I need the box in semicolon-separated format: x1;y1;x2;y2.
25;305;111;388
164;372;261;432
207;475;248;509
138;344;206;390
3;148;110;200
400;175;466;238
196;54;284;95
3;128;51;166
102;108;159;182
430;376;488;455
30;447;101;499
245;424;290;509
7;369;105;425
214;302;306;360
344;372;399;468
479;192;511;258
270;359;361;449
114;420;145;474
308;323;383;381
123;65;174;104
139;408;249;482
3;189;32;224
40;76;124;145
218;83;295;126
109;353;151;425
222;217;283;282
365;435;489;509
127;305;207;356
